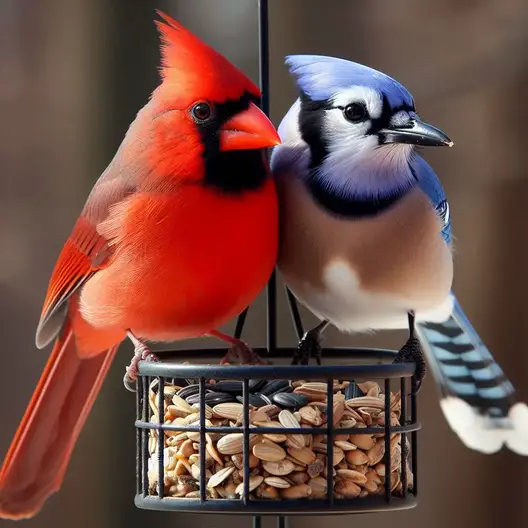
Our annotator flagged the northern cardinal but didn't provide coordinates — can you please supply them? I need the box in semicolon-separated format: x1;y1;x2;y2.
0;11;279;519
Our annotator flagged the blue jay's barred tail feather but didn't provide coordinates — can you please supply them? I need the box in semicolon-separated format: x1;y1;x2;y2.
417;298;528;455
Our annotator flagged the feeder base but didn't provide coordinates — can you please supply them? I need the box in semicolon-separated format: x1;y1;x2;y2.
134;494;418;515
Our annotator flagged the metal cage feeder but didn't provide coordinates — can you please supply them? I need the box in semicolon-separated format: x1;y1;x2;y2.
132;0;421;521
134;352;420;516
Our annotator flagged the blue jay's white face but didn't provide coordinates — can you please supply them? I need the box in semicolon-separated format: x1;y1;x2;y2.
320;87;417;196
324;86;419;150
297;86;421;202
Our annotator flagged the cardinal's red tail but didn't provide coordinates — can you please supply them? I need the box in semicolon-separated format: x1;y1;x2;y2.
0;323;118;519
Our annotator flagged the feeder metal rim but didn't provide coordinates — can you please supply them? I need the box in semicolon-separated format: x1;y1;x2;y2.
134;494;417;515
147;347;400;362
135;422;422;435
138;361;416;380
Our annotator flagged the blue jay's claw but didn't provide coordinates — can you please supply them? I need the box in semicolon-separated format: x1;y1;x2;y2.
292;320;329;366
292;331;323;366
393;337;426;393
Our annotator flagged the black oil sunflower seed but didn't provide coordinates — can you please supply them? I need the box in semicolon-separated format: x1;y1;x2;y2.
205;392;236;405
185;391;212;405
176;384;201;399
248;379;266;392
213;381;243;394
260;380;291;396
236;394;268;407
345;382;364;400
258;393;272;405
272;392;309;409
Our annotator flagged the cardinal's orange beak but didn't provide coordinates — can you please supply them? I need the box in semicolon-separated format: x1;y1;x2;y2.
219;103;281;151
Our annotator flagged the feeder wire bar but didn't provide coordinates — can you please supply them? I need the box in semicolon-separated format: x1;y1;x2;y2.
243;378;251;504
411;375;418;495
199;377;207;501
136;371;142;495
158;377;165;499
400;377;407;497
383;378;392;503
326;378;334;507
136;422;420;436
142;375;149;496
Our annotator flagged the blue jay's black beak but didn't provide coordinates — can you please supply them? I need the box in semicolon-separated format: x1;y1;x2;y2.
379;118;453;147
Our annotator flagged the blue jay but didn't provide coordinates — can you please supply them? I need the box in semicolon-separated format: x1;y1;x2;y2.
271;54;528;455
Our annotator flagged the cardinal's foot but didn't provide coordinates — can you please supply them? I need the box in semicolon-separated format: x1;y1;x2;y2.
124;342;160;392
393;337;426;392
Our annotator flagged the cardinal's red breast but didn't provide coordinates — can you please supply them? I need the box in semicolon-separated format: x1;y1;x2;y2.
78;176;277;345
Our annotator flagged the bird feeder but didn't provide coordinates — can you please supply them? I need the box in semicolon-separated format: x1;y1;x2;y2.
132;1;420;524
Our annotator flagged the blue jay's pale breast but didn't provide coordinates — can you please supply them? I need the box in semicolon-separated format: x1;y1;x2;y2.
276;172;454;331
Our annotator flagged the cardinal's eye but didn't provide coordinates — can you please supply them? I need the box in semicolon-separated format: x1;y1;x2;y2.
343;102;368;123
191;102;212;122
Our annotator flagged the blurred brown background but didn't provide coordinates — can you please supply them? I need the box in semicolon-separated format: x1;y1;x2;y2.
1;0;527;526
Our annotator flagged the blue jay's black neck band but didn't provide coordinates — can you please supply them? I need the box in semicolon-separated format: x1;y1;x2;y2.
303;175;406;218
298;93;330;170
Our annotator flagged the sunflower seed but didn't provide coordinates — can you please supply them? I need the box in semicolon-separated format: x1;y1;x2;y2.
272;393;309;409
213;402;244;421
336;469;368;485
253;442;287;462
213;381;243;394
236;394;268;407
184;392;211;405
335;479;361;498
264;476;291;489
216;434;243;455
248;379;266;392
235;475;263;495
349;433;376;450
308;476;327;498
206;392;236;405
171;394;195;413
262;459;295;476
261;380;291;396
280;483;311;499
176;384;201;399
287;447;316;466
207;466;235;488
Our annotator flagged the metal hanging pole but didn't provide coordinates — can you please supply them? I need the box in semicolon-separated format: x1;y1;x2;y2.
258;0;270;116
258;0;277;355
256;3;279;527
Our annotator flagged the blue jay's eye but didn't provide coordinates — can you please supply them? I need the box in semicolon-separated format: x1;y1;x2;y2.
343;103;367;123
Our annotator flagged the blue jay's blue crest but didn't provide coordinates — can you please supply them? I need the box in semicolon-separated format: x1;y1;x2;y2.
285;54;414;109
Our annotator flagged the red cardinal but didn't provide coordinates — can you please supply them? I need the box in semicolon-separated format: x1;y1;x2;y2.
0;11;279;519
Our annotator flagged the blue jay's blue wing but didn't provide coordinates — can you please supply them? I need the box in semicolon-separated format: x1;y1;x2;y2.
412;155;452;244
